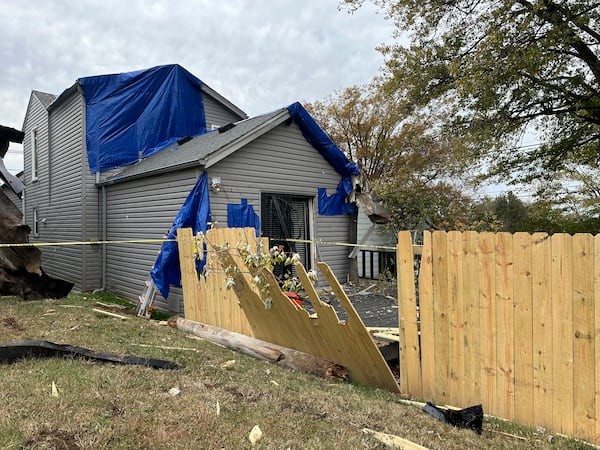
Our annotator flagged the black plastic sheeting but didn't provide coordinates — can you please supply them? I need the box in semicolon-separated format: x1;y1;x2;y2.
0;340;180;370
423;402;484;434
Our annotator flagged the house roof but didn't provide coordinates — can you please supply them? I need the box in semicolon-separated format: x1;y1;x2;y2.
32;90;56;108
98;107;290;186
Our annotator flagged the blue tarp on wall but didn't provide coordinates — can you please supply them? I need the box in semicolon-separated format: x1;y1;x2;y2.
80;64;207;173
227;199;261;236
150;172;212;299
287;102;359;215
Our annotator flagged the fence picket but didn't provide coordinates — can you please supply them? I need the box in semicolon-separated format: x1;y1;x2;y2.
513;232;534;426
419;231;435;400
572;234;595;441
531;233;553;430
495;232;515;420
478;232;497;414
462;231;480;407
432;231;450;403
551;234;574;435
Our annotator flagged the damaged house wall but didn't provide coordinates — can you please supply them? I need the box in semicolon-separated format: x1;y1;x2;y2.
100;117;351;314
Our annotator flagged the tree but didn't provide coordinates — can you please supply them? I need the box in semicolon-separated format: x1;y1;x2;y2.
341;0;600;185
307;81;476;235
493;191;529;232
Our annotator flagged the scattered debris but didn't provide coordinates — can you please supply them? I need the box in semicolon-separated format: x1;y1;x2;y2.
51;381;59;398
0;340;180;369
168;387;181;397
362;428;429;449
92;308;128;320
249;425;263;446
219;360;236;369
423;402;483;434
216;400;220;416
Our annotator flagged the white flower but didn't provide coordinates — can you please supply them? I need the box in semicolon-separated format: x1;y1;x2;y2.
225;277;235;289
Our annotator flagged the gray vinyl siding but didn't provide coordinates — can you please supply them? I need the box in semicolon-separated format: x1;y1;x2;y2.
203;94;245;129
207;120;350;282
104;168;201;313
102;120;350;315
31;92;87;290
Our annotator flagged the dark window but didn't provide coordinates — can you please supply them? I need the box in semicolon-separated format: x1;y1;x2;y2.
261;193;311;278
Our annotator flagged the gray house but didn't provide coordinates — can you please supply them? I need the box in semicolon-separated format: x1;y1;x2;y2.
21;65;358;313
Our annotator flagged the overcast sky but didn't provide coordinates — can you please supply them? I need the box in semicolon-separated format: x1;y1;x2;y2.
1;0;395;174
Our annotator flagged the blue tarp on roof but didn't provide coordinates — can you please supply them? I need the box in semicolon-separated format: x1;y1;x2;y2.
80;64;207;173
287;102;359;215
150;172;212;299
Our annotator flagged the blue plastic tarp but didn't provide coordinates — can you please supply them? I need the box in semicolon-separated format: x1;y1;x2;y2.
150;172;212;299
227;199;260;236
80;64;207;173
287;102;359;215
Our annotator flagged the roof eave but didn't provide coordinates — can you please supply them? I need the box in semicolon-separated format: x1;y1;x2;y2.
97;158;207;187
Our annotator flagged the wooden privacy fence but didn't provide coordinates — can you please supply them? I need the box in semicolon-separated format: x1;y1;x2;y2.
177;227;400;393
397;230;600;444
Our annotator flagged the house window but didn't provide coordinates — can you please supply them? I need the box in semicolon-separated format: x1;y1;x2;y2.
32;208;39;235
261;193;312;275
31;128;38;181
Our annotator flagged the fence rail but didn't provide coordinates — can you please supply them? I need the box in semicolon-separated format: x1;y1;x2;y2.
397;230;600;444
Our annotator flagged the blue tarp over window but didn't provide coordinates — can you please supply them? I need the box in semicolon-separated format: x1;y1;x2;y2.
150;172;212;299
227;199;260;236
287;102;360;215
80;64;207;173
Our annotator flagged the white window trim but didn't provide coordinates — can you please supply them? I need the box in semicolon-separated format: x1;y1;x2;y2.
32;207;39;236
31;128;38;182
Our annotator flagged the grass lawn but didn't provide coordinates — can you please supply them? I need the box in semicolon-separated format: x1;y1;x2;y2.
0;292;594;449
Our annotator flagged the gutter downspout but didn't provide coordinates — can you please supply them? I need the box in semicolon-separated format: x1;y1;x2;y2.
101;184;107;291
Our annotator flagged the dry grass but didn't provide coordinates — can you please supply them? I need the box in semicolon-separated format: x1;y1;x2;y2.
0;292;594;449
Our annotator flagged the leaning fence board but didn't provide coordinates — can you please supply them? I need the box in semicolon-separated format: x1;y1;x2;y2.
513;232;533;426
177;227;399;393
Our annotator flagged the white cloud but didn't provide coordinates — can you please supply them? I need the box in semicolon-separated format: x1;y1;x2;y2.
0;0;395;173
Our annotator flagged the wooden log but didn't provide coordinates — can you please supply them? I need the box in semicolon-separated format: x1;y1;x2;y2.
176;317;348;380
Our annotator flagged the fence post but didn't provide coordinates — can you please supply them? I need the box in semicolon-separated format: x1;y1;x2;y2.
397;231;422;396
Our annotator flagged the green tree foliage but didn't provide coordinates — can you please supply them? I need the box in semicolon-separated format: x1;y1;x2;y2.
341;0;600;185
306;81;473;232
493;191;529;232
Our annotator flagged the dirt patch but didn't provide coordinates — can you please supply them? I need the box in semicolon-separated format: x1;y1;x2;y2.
1;317;25;332
22;430;79;449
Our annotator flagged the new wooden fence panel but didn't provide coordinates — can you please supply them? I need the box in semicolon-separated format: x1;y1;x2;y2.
399;230;600;445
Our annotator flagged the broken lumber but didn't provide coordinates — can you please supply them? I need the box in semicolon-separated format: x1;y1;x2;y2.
0;189;73;300
176;317;348;380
